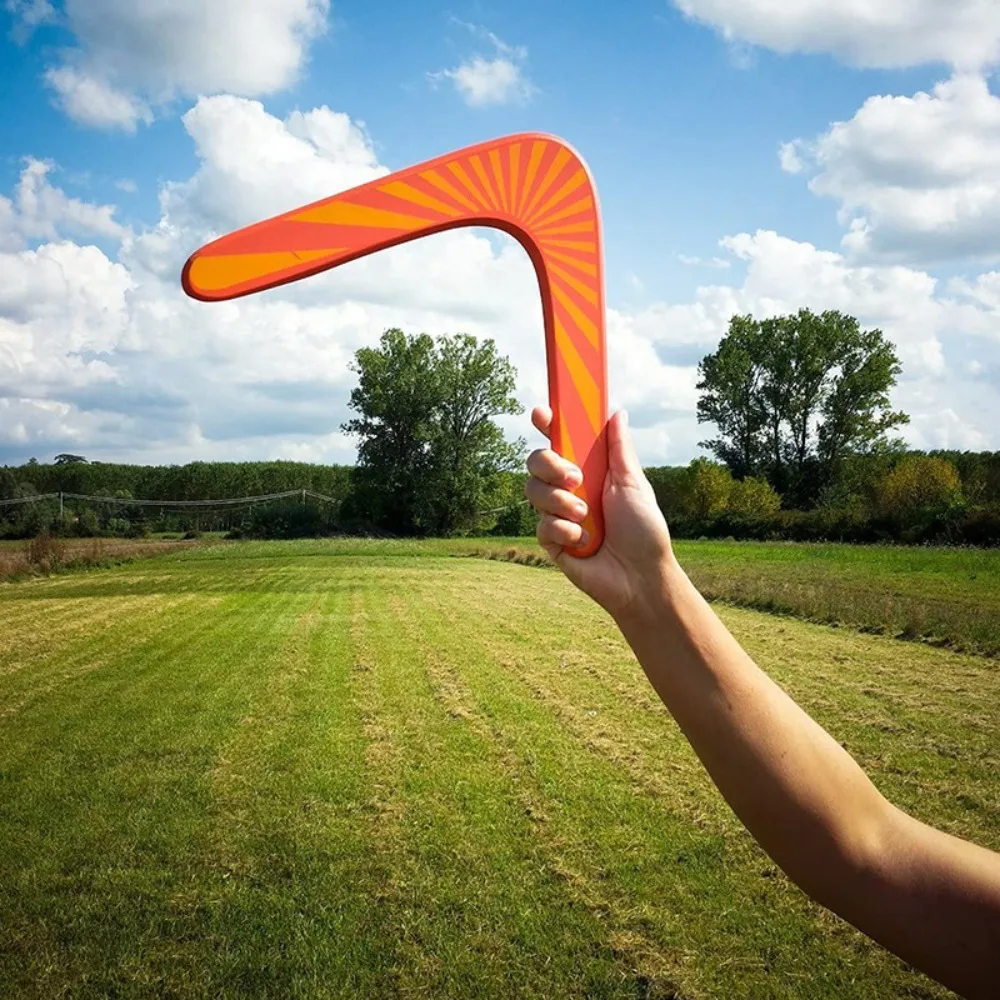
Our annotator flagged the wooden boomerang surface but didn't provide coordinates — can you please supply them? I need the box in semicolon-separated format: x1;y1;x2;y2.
182;132;609;558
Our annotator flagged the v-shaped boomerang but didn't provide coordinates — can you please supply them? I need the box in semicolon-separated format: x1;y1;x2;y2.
182;132;609;557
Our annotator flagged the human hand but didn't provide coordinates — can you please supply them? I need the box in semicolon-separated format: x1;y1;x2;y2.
524;406;676;622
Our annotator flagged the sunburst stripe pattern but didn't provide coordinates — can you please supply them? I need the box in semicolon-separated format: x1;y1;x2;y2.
182;132;609;557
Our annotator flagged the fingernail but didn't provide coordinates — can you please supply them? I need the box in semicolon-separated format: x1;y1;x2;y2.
574;500;588;517
577;530;591;548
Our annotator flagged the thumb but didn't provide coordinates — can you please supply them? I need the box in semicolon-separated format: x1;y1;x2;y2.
607;410;645;486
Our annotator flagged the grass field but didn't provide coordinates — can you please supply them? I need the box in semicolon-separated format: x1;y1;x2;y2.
460;537;1000;658
1;539;998;998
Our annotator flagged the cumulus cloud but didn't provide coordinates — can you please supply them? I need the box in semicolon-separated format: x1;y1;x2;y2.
671;0;1000;70
430;24;536;107
782;75;1000;265
8;0;329;129
0;158;126;250
2;100;998;468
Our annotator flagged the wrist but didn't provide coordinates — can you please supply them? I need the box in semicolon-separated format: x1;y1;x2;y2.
613;550;689;638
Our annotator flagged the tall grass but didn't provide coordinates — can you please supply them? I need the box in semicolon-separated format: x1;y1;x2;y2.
0;535;210;582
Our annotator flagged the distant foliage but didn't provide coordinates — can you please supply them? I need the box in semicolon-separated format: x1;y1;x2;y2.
697;309;908;507
728;476;782;519
877;457;964;520
682;459;733;519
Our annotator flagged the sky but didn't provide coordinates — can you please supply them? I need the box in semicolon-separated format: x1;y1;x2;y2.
1;0;999;468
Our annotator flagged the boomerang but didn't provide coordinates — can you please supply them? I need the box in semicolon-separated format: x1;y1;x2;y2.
182;132;609;557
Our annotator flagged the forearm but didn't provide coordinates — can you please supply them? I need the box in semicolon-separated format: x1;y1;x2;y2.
615;555;890;906
615;554;1000;998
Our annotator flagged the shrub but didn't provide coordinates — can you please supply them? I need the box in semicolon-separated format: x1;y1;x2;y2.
683;459;733;519
492;502;538;538
728;476;781;518
878;457;964;521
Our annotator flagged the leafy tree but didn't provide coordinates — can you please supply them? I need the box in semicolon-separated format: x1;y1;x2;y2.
427;334;524;534
343;328;524;535
696;315;767;480
0;468;16;501
729;476;782;519
682;459;733;519
877;457;964;521
54;454;88;464
697;310;908;506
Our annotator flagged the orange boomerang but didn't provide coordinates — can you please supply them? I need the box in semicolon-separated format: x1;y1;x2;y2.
182;132;609;557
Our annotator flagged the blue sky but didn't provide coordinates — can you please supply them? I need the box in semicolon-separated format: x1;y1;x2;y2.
2;0;999;467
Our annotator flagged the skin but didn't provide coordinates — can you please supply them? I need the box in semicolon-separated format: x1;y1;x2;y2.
525;406;1000;1000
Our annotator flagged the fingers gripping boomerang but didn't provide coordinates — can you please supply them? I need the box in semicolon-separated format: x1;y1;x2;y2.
181;132;609;557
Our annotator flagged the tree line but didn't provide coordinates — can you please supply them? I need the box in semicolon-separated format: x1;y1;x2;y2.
3;317;999;546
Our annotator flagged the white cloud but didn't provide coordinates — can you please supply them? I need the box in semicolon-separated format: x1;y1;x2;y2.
430;25;536;107
9;0;329;129
784;75;1000;265
0;158;126;250
44;66;153;132
778;141;806;175
678;254;732;269
2;100;998;469
671;0;1000;70
5;0;54;40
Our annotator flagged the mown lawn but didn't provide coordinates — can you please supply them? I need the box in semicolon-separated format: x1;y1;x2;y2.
1;539;997;998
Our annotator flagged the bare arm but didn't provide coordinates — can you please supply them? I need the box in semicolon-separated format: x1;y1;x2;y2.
525;406;1000;1000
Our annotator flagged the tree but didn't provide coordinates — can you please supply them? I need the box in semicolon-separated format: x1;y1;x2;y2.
427;334;524;534
697;310;908;506
729;476;782;519
682;459;733;520
696;315;767;480
877;457;964;522
343;328;524;535
54;454;88;464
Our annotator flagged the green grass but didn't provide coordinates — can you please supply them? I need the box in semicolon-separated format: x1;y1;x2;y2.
1;539;998;998
458;537;1000;658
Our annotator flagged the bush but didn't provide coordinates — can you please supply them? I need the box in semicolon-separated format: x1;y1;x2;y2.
492;502;538;537
682;459;733;519
878;457;964;521
728;476;781;518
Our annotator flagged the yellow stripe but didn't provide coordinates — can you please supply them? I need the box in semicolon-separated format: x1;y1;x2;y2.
554;318;602;436
552;280;599;349
543;247;597;277
421;169;479;212
447;161;489;209
508;143;522;218
540;238;597;252
523;147;571;220
489;149;509;212
548;260;598;306
470;154;500;210
293;201;429;229
530;194;594;231
379;180;461;218
554;417;578;466
188;249;344;290
526;169;587;226
518;140;547;216
536;220;596;237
